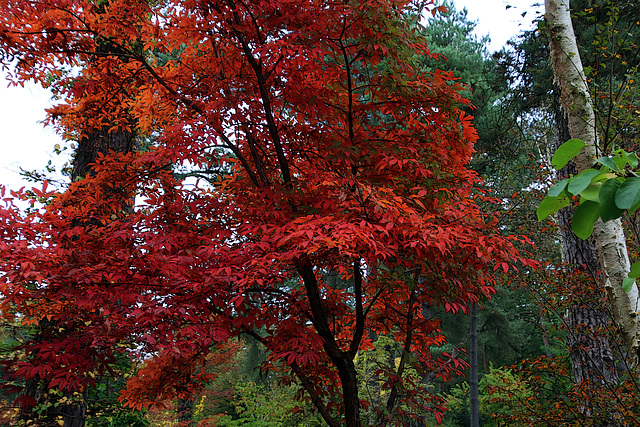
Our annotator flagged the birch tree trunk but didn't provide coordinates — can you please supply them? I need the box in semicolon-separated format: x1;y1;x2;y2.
545;0;640;376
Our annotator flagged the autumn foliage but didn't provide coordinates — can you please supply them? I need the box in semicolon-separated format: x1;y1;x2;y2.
0;0;533;425
486;265;640;426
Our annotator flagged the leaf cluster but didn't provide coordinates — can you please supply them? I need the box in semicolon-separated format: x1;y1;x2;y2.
538;139;640;291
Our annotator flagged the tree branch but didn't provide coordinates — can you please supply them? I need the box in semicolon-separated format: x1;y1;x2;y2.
348;259;364;358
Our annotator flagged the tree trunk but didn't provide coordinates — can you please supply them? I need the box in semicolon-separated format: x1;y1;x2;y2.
298;262;360;427
552;103;619;387
19;98;137;427
71;127;137;181
545;0;640;377
469;302;480;427
539;307;554;359
177;397;194;426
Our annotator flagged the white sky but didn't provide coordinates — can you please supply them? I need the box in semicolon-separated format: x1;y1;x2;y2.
0;0;540;191
0;77;66;191
454;0;542;52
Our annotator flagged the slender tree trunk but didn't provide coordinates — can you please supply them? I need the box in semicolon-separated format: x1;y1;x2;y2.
469;302;479;427
177;397;194;426
298;263;360;427
546;0;640;377
539;308;553;359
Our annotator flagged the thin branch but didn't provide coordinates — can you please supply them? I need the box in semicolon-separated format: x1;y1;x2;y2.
348;259;364;358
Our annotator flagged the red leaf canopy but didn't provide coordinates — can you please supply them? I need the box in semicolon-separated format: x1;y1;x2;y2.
0;0;533;423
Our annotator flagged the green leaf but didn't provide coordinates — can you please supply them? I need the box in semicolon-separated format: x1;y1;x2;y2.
596;156;619;172
552;139;585;169
623;277;636;293
548;179;569;197
567;169;603;195
615;149;638;169
615;177;640;210
613;155;627;170
599;178;624;222
629;261;640;279
572;200;600;239
537;195;570;221
407;352;420;364
581;182;602;202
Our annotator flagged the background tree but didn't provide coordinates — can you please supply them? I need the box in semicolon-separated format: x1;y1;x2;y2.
421;6;548;426
469;0;640;424
545;0;638;379
4;18;141;427
480;0;633;398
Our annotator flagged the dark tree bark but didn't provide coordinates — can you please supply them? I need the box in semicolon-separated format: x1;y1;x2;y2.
553;104;619;388
539;308;553;359
298;262;361;427
71;127;137;181
20;317;88;426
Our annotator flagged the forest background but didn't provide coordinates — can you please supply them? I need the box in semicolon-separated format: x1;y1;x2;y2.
1;0;639;426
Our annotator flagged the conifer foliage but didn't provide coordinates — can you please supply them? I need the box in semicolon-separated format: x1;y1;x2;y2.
0;0;533;425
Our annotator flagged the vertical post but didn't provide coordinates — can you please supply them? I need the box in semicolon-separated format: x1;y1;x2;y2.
469;302;479;427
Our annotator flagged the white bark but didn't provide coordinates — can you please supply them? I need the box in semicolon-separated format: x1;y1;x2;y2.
545;0;640;374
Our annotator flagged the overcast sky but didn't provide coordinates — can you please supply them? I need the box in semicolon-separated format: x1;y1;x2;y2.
455;0;542;52
0;0;541;191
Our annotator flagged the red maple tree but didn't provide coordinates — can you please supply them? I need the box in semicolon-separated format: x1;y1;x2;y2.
0;0;534;425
